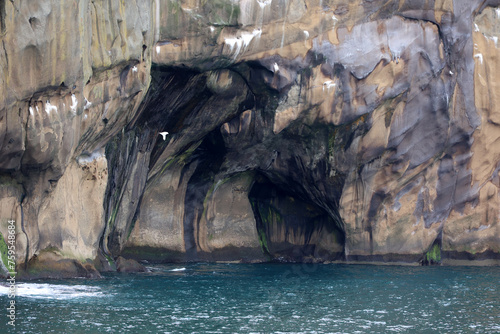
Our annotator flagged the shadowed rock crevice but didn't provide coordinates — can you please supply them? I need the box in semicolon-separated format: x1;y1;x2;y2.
421;233;442;266
108;65;256;263
249;174;345;262
102;127;153;258
101;67;213;259
183;129;227;261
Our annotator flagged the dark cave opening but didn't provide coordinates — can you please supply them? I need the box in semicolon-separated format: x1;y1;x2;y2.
183;128;227;261
102;62;350;264
249;173;345;262
134;66;212;170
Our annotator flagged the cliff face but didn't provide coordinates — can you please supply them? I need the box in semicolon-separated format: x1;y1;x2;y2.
1;0;499;277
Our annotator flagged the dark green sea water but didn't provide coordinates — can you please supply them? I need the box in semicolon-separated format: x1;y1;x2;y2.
1;264;499;333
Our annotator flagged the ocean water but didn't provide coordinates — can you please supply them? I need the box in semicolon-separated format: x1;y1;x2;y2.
1;263;499;333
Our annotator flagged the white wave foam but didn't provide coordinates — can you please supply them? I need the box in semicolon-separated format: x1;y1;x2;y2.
0;283;105;300
170;268;186;272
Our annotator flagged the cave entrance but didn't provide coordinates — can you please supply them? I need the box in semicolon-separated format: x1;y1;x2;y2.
249;174;345;262
183;129;227;261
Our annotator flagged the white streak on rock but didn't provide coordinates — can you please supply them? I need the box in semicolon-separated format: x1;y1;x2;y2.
280;0;288;49
474;53;483;64
241;31;256;46
155;0;160;42
490;36;498;46
303;30;309;39
474;23;479;32
45;101;57;115
390;49;400;64
273;62;279;72
224;29;261;59
257;0;272;9
323;80;336;92
29;107;34;115
84;98;92;110
77;149;106;166
132;66;138;72
209;26;215;33
225;37;243;56
156;45;161;54
71;94;78;113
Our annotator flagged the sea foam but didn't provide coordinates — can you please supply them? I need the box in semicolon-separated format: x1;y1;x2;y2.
0;283;106;300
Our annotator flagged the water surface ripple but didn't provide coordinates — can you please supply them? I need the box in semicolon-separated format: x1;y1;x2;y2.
1;264;499;333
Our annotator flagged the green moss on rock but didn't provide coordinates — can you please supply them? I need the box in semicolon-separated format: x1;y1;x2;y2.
202;0;240;26
258;229;270;255
424;243;441;265
257;200;283;227
160;141;201;175
0;232;10;274
104;253;115;267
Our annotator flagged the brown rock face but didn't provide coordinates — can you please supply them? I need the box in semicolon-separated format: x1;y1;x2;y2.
1;0;500;277
0;0;153;274
441;6;500;261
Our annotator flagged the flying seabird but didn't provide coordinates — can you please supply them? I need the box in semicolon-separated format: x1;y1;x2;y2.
159;132;169;140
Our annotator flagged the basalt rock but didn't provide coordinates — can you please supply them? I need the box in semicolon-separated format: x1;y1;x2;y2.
1;0;500;278
115;256;146;273
16;250;101;280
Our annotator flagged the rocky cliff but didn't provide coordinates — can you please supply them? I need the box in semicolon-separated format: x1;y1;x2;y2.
1;0;499;278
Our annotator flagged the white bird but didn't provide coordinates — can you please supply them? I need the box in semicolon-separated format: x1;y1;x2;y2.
159;132;169;140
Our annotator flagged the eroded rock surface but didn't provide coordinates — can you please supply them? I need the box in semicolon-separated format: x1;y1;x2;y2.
1;0;500;277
